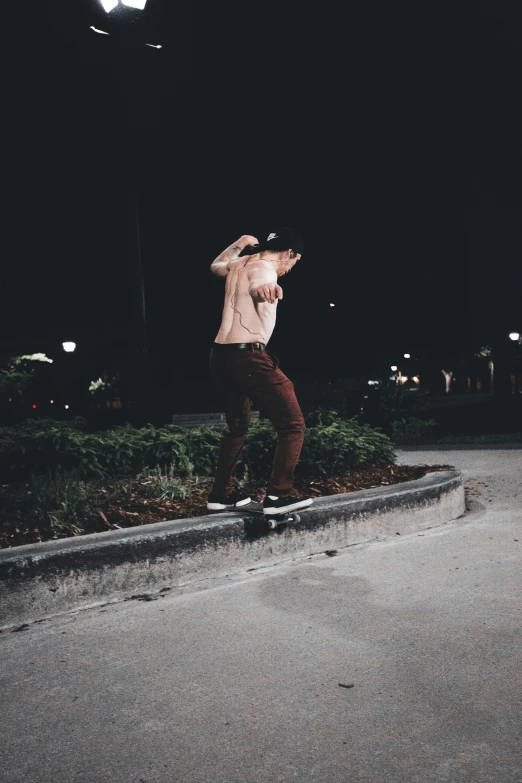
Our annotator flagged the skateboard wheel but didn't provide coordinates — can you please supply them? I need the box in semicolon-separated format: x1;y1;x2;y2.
267;519;278;529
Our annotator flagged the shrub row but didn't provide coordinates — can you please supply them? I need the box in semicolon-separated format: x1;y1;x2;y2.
0;414;396;484
390;416;439;443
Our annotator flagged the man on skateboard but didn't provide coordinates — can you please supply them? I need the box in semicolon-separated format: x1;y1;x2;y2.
207;226;313;517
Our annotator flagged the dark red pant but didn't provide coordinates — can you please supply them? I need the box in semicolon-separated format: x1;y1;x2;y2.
209;343;306;495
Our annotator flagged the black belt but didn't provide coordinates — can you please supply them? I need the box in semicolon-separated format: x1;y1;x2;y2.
213;342;266;351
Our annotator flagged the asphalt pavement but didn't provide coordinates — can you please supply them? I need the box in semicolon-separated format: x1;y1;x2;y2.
0;449;521;783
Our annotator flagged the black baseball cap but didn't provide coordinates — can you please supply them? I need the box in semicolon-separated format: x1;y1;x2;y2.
254;225;304;255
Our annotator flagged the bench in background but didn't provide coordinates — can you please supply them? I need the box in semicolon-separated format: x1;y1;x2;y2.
171;411;260;429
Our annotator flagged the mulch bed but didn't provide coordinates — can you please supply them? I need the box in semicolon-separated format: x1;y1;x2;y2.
0;463;454;550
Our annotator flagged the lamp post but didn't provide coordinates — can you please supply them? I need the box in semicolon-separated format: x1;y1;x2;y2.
508;332;521;395
88;1;159;426
127;188;149;425
61;341;76;415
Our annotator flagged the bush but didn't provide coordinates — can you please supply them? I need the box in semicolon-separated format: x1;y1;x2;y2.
0;418;191;482
239;416;395;481
299;418;396;477
0;411;397;484
136;463;191;501
304;406;341;427
8;469;101;537
183;426;222;476
375;383;432;432
391;416;439;443
239;419;278;481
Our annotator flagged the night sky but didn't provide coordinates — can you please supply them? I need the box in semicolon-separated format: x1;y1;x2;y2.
3;1;521;384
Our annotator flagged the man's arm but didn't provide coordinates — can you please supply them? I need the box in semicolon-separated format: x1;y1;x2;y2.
247;262;283;304
210;235;259;277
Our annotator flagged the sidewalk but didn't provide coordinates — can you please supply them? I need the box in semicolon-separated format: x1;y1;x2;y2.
0;449;520;783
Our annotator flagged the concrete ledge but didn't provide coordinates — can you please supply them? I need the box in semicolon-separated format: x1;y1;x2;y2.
0;470;465;630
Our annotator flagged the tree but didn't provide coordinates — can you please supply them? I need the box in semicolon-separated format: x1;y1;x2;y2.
88;371;122;409
0;354;53;404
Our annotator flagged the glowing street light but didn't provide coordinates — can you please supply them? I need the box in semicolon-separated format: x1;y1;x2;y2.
99;0;149;11
509;332;520;342
391;365;397;371
404;353;410;358
62;342;76;352
90;0;163;49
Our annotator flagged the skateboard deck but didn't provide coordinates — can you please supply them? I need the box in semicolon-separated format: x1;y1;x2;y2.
227;502;304;531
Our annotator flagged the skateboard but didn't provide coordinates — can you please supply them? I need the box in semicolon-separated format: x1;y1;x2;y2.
239;503;303;530
210;502;303;533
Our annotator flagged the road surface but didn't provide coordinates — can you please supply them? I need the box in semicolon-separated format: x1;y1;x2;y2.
0;449;520;783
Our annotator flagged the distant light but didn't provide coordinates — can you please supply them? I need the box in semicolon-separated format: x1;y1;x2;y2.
99;0;118;11
412;376;420;383
329;303;335;307
367;380;379;385
509;332;520;341
121;0;148;8
62;342;76;352
50;400;54;404
391;365;397;371
65;405;70;410
32;404;37;409
363;395;369;399
404;353;410;358
144;43;163;48
90;25;111;34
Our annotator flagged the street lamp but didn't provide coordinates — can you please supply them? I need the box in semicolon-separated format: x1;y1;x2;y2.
91;0;162;48
404;353;410;359
508;332;522;395
61;342;79;415
99;0;149;12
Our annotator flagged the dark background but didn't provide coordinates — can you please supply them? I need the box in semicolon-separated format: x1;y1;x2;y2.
2;1;521;414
